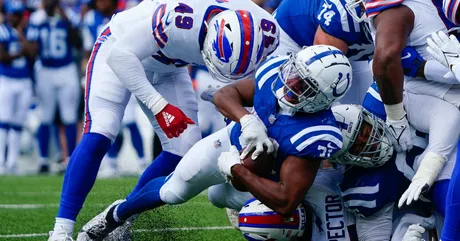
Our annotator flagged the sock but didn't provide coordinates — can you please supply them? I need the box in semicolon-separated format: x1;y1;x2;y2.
105;156;118;170
127;123;144;159
52;217;76;236
37;124;50;159
127;151;181;199
441;141;460;241
57;133;111;221
0;124;8;165
6;128;21;171
107;133;123;158
64;124;77;156
117;176;166;220
429;179;449;215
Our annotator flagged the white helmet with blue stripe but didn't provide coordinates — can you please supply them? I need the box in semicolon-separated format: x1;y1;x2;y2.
329;104;394;168
202;10;265;83
238;198;307;241
273;45;352;114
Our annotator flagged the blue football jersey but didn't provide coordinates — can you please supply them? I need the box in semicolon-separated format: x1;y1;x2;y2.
0;24;31;78
229;55;343;182
274;0;373;61
26;10;75;68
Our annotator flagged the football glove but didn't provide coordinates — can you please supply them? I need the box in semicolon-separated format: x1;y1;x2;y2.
155;104;195;138
427;31;460;70
218;145;241;179
239;114;274;160
402;224;426;241
398;152;446;208
401;46;424;78
386;115;413;152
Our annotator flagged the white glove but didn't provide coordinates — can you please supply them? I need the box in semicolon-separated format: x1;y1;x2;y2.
386;115;413;152
218;145;241;179
398;152;446;208
239;114;274;159
402;224;426;241
427;31;460;70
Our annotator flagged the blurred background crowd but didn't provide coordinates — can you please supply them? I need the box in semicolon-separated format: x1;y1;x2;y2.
0;0;282;177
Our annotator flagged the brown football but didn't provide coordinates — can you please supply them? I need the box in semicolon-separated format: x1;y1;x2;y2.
231;147;274;192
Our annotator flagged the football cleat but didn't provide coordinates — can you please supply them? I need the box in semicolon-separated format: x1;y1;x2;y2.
48;229;74;241
105;214;139;241
226;208;240;231
76;199;125;241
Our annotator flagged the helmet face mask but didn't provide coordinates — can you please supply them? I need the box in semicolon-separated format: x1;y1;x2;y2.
331;105;394;168
345;0;367;23
272;45;352;114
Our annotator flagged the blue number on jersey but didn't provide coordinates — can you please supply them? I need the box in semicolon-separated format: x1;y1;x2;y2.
274;0;373;61
27;16;73;68
0;24;30;78
229;55;343;181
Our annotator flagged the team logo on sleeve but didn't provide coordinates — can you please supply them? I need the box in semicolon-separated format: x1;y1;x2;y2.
212;19;232;63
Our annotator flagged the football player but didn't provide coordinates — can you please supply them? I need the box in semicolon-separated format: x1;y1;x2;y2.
27;0;82;172
48;0;280;239
0;1;33;174
82;0;146;176
270;0;374;105
76;45;352;240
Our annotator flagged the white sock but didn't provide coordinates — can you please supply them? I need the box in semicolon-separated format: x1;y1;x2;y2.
137;157;147;166
0;128;7;165
106;156;118;170
53;217;75;236
6;130;20;170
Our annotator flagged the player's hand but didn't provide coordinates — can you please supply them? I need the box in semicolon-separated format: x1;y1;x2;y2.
200;85;221;104
239;114;274;160
155;104;195;138
401;46;424;78
402;224;426;241
386;115;413;152
427;31;460;70
218;145;241;179
398;177;430;208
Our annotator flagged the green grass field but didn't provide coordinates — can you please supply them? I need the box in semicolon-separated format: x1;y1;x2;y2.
0;176;246;241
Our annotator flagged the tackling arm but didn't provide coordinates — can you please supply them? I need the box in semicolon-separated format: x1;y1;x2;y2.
213;78;255;122
230;155;321;216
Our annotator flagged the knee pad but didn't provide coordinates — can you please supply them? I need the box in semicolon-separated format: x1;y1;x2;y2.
159;175;188;205
208;184;252;211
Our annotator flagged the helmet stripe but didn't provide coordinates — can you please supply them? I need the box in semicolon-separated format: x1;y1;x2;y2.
238;211;301;229
233;10;254;75
304;49;343;66
218;19;226;60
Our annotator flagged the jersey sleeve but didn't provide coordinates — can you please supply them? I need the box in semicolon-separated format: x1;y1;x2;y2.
259;14;280;56
316;0;361;44
0;25;9;44
288;124;343;158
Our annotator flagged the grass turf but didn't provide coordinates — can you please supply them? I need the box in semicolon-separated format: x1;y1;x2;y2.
0;176;245;241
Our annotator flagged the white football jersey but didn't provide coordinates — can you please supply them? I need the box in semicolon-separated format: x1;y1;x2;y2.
107;0;279;73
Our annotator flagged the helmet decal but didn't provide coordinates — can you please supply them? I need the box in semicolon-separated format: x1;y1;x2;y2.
212;19;233;63
233;10;254;75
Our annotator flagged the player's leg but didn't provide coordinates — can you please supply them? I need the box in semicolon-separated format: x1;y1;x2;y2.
5;79;32;173
49;34;130;239
36;66;57;171
208;183;253;210
123;95;146;168
126;69;201;198
57;63;81;160
78;126;230;240
0;77;13;172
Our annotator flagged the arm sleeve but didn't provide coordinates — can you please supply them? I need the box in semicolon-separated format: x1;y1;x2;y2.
106;16;167;114
443;0;460;25
318;0;359;44
288;128;343;158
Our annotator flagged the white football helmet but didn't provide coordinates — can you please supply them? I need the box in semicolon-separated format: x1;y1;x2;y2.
202;10;266;83
272;45;352;113
239;198;307;241
329;104;394;168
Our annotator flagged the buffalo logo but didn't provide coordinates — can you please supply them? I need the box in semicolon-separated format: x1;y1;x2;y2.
212;19;232;63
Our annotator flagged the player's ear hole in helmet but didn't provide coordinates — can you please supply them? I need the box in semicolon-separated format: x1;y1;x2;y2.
329;104;394;168
272;45;352;114
201;10;266;83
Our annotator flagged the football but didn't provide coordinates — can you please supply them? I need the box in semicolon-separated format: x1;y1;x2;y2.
231;147;274;192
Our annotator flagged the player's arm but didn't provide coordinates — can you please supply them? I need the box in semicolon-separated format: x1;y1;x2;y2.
231;155;321;216
25;23;40;58
0;44;22;63
213;79;255;122
56;5;82;49
313;26;348;54
107;16;194;138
